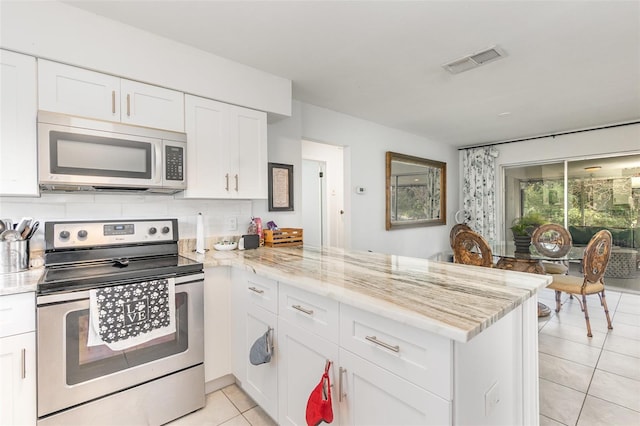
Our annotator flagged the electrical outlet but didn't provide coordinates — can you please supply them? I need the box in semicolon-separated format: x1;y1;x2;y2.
225;216;237;231
484;381;500;416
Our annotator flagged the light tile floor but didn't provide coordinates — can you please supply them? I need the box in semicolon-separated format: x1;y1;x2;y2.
171;287;640;426
538;287;640;425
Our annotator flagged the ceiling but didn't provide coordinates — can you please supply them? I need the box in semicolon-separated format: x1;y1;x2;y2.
63;0;640;147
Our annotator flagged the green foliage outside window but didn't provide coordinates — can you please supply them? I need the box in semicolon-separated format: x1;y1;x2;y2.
521;177;639;228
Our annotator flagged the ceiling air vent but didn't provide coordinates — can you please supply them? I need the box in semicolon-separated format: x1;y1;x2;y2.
442;46;506;74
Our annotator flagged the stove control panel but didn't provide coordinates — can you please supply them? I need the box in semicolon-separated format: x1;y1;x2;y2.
48;219;177;249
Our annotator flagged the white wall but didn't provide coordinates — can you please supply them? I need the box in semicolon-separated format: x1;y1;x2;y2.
492;123;640;239
300;103;459;258
0;1;291;116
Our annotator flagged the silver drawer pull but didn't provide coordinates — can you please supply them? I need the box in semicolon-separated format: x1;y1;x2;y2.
365;335;400;353
248;286;264;294
292;304;314;315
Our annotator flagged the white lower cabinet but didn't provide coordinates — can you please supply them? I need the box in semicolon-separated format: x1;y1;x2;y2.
338;348;450;426
0;332;36;426
277;318;340;426
203;267;232;384
231;269;534;426
231;269;278;421
0;292;36;426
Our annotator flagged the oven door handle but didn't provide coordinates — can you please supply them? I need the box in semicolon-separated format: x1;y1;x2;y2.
112;258;130;267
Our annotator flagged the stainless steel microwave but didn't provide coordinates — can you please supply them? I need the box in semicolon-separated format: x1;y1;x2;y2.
38;111;187;194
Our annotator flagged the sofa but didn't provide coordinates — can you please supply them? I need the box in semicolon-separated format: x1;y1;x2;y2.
568;226;639;278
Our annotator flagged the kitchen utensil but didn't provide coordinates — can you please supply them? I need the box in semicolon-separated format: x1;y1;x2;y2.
15;217;33;236
0;221;5;233
25;221;39;240
3;219;13;231
0;229;22;242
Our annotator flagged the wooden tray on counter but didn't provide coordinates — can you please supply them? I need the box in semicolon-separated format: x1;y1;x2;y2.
263;228;303;247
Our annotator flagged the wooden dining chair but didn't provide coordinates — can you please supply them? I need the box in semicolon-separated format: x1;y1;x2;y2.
452;230;494;268
531;223;572;275
449;223;471;250
547;229;613;337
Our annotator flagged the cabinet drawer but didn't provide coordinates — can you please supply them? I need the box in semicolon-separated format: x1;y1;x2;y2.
279;284;339;344
0;292;35;338
245;273;278;314
340;304;452;399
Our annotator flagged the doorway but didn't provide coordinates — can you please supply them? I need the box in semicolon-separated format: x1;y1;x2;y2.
301;140;345;248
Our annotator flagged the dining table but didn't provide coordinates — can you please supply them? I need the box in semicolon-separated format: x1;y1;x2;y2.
489;241;584;316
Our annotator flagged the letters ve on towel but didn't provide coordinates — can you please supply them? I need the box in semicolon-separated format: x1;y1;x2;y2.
88;278;176;351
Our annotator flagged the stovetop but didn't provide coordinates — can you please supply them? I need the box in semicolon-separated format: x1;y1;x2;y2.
38;218;203;295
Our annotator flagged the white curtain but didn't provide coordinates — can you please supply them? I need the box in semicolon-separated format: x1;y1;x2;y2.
461;147;499;240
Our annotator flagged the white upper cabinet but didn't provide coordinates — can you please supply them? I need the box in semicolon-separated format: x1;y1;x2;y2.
0;49;38;196
119;79;184;132
38;60;184;132
183;94;267;199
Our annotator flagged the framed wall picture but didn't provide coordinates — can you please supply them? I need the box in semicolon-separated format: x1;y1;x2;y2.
268;163;294;211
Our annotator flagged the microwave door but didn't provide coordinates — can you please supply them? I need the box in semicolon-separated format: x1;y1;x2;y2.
39;123;163;188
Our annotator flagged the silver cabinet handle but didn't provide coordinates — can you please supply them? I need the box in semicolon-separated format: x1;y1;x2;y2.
111;90;116;114
292;304;314;315
248;286;264;294
126;94;131;116
21;348;26;379
234;174;239;192
365;335;400;353
225;173;230;191
339;366;346;402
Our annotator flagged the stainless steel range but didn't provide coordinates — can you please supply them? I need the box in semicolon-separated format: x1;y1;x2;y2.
36;219;204;426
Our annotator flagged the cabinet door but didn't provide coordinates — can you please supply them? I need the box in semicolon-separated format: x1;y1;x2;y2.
120;79;184;132
278;318;340;426
244;305;278;421
183;95;232;198
230;105;267;199
0;50;38;196
203;267;231;383
38;59;120;121
339;349;451;426
0;332;36;426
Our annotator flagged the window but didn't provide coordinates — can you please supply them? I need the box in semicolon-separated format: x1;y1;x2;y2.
504;154;640;236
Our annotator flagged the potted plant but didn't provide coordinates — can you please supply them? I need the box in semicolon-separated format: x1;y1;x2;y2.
510;212;545;253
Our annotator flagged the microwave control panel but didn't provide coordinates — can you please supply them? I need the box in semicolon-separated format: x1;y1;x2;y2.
165;145;184;181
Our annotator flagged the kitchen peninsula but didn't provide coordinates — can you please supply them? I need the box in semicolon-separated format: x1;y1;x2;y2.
184;246;550;425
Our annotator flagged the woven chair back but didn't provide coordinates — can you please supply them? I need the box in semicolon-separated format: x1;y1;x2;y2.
531;223;572;257
453;230;493;268
583;229;612;283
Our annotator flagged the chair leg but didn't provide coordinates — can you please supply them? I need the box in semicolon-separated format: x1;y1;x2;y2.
601;290;613;330
554;291;562;312
582;294;593;338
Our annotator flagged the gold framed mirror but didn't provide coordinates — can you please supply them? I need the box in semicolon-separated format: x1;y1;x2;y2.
386;151;446;230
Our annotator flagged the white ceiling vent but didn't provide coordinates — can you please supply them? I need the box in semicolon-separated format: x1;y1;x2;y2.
442;46;506;74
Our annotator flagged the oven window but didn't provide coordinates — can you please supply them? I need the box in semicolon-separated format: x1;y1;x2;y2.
65;292;188;385
50;131;152;178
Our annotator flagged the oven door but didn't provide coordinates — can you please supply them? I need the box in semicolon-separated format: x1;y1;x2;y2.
36;275;203;418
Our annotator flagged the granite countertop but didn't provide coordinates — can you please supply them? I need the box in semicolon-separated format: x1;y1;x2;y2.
182;246;551;342
0;268;43;296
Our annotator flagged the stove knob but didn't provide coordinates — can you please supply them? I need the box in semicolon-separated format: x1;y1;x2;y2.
149;227;157;235
77;230;88;239
59;230;70;240
161;226;171;234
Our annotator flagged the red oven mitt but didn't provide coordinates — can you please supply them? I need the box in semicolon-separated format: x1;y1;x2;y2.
305;362;334;426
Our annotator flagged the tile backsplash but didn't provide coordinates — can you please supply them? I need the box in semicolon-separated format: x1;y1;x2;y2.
0;193;254;252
